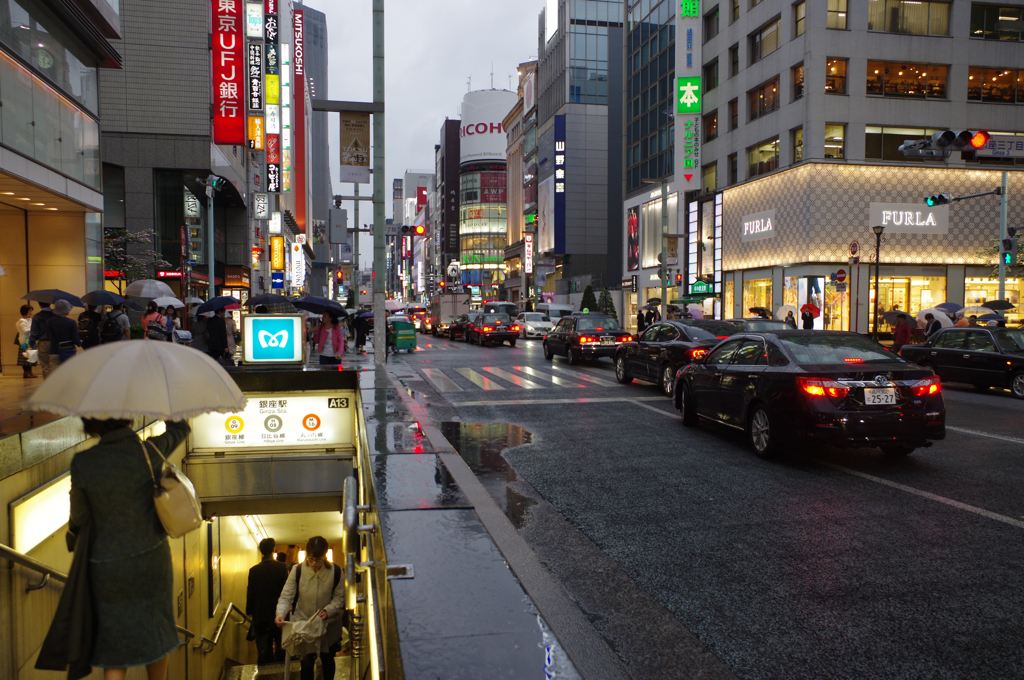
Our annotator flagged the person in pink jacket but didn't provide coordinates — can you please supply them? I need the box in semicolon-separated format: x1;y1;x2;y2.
140;302;167;340
313;313;345;366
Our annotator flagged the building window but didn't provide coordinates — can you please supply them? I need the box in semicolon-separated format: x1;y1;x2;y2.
748;137;780;177
748;77;780;120
703;162;718;193
792;127;803;162
703;59;719;92
731;0;740;22
825;123;845;158
968;67;1024;103
751;0;763;6
729;98;739;130
729;44;739;77
704;110;719;142
728;153;738;184
749;17;781;65
867;61;949;99
826;58;847;94
865;126;945;161
793;63;804;99
867;0;950;36
795;2;806;36
828;0;848;29
704;5;720;42
971;4;1022;41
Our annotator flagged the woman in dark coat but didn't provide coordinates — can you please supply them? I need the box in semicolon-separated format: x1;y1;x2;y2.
70;418;190;679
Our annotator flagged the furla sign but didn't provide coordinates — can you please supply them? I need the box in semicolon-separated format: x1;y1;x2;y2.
869;203;948;234
740;209;775;242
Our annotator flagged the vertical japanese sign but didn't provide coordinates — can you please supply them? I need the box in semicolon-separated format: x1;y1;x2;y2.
675;0;701;188
248;116;264;150
247;43;263;110
281;42;292;192
212;0;245;145
552;115;566;254
245;2;262;37
270;235;284;269
293;9;307;233
524;233;534;274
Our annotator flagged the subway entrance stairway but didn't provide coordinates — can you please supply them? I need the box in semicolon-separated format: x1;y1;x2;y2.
0;349;584;679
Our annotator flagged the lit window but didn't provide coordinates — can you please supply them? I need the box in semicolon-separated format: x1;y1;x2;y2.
826;58;847;94
827;0;847;29
867;0;949;36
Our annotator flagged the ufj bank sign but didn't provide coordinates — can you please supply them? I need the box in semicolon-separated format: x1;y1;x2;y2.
869;203;949;234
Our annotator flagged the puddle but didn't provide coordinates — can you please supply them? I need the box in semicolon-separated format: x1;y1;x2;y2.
439;422;536;529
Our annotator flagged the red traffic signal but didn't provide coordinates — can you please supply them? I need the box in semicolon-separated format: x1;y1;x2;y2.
335;270;344;281
675;272;683;284
969;131;990;149
413;225;426;236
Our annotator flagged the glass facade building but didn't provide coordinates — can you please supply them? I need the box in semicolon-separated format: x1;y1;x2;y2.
459;162;508;286
568;0;617;104
625;0;675;195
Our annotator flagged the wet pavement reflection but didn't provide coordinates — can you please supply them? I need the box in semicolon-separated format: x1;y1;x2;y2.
439;422;537;529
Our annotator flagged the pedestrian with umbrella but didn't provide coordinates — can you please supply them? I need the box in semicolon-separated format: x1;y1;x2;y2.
636;307;647;334
207;308;231;364
141;301;168;341
892;314;912;353
356;312;371;354
46;300;83;371
29;301;56;377
27;341;246;680
15;304;38;379
800;304;819;329
101;303;131;343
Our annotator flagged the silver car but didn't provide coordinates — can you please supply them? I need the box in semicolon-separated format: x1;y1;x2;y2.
516;312;554;339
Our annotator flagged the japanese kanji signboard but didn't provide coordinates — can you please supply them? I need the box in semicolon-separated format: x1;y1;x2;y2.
213;0;245;145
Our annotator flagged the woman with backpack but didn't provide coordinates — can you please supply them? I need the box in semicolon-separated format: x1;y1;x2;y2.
141;302;167;341
274;536;346;680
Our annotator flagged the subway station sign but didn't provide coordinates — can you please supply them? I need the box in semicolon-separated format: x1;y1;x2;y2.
243;314;304;363
191;391;354;450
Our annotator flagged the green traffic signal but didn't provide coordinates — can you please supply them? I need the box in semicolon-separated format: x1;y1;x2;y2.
925;196;936;207
925;193;951;207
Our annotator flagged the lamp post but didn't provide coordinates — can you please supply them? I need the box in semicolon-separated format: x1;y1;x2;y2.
872;225;884;339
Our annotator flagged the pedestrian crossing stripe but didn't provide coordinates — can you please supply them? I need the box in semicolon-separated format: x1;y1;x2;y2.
481;367;543;389
546;365;616;386
512;366;585;388
421;368;463;392
419;366;609;392
420;342;465;351
454;368;505;390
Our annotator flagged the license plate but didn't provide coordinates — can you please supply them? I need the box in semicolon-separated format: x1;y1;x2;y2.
863;387;896;405
601;337;614;345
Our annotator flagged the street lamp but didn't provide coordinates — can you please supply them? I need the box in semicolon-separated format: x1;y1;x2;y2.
872;225;884;339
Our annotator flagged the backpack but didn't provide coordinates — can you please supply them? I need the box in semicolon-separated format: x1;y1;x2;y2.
100;313;125;343
290;562;342;613
78;313;100;348
147;318;170;341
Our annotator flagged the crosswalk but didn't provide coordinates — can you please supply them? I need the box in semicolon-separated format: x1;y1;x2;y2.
418;364;618;392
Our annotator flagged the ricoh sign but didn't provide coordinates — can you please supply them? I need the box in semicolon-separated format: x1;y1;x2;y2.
869;203;948;234
740;209;775;242
459;89;518;164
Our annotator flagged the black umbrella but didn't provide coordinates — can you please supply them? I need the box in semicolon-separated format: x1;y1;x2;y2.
23;289;84;307
81;290;125;306
748;307;773;318
244;294;295;307
641;304;658;311
357;310;374;319
881;310;910;325
293;295;348;316
982;300;1015;311
194;296;242;315
646;297;662;305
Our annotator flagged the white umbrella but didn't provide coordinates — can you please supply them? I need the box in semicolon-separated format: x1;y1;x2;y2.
153;296;185;309
916;308;953;328
184;296;205;305
25;341;246;420
776;304;798;322
956;306;989;318
125;279;176;298
385;299;404;312
686;304;705;319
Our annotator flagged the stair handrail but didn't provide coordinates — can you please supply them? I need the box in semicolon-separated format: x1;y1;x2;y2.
194;602;251;652
0;542;196;642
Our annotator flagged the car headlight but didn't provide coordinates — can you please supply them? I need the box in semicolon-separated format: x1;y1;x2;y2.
526;325;534;331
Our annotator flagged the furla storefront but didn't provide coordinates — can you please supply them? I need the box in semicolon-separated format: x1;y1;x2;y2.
720;163;1024;333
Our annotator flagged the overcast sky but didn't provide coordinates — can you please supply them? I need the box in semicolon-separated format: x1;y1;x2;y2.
301;0;544;269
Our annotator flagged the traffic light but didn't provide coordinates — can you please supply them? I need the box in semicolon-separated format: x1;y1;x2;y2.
675;272;683;284
900;131;989;158
1001;238;1018;265
438;280;446;290
400;225;427;236
925;193;952;207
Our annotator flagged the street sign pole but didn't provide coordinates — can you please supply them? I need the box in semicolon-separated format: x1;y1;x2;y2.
998;171;1008;309
372;0;387;367
660;180;668;321
352;182;359;308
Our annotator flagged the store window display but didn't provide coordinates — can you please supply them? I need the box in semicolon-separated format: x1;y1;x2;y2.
965;277;1020;325
868;276;946;329
742;278;772;315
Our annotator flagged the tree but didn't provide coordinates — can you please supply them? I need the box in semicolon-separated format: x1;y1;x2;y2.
598;289;617;317
104;229;174;294
346;288;356;309
974;242;1022;278
580;284;598;312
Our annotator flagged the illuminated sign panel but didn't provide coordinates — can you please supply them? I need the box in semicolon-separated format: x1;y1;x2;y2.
247;43;263;110
212;0;245;144
241;315;303;363
190;390;355;450
270;235;284;268
675;1;701;188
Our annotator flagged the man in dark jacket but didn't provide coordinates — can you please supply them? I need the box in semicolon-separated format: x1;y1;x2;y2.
924;313;942;337
77;304;103;349
207;308;229;360
801;310;815;329
45;300;81;373
247;537;289;665
636;309;647;334
29;301;55;377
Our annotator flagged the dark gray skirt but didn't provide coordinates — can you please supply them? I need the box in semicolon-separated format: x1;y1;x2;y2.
90;538;181;668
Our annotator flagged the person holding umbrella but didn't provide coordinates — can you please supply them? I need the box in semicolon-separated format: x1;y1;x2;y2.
207;308;230;363
892;314;912;353
29;302;55;377
46;300;83;371
16;305;37;379
801;308;815;329
355;312;370;354
314;312;346;366
636;308;646;334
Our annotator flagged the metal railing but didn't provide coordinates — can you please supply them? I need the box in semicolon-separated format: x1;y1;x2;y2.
194;602;251;652
0;542;198;643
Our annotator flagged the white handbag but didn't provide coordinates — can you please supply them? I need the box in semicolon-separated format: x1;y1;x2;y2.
25;348;38;363
140;440;203;538
281;610;327;658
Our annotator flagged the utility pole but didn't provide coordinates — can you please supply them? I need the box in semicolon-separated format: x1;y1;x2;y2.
352;183;359;308
660;180;668;322
372;0;386;367
998;171;1008;305
198;174;224;300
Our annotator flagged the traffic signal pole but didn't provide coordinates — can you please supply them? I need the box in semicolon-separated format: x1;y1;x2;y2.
661;180;668;321
372;0;386;367
353;182;359;308
998;171;1008;306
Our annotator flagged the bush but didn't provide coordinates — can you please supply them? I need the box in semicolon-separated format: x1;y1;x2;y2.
580;285;598;312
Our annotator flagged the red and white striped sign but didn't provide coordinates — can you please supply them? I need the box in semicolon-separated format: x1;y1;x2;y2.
212;0;245;145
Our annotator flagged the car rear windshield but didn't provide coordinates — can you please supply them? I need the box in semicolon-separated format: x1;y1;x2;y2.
993;329;1024;352
681;320;738;337
523;313;550;321
576;317;619;331
683;326;719;340
481;314;511;323
742;320;791;331
780;335;905;365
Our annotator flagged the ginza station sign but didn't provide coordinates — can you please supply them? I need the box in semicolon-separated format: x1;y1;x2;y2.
869;203;949;234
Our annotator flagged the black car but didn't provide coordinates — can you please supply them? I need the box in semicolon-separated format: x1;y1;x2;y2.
543;314;633;364
677;319;741;339
898;327;1024;398
726;318;795;332
448;314;472;340
614;321;721;396
673;331;945;458
466;313;519;346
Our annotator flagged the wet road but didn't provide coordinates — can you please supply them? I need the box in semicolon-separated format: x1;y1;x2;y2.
391;334;1024;680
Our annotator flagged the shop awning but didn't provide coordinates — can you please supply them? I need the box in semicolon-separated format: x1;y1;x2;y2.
670;294;720;305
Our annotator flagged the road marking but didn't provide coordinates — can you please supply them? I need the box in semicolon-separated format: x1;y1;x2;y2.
822;463;1024;530
421;368;463;392
481;366;543;389
455;397;666;406
946;426;1024;445
454;368;505;390
512;366;586;387
548;365;617;386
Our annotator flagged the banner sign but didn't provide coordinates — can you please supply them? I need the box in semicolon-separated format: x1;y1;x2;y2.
674;0;701;189
339;112;370;183
627;205;639;271
270;235;284;269
253;192;269;220
524;233;534;274
267;162;280;192
248;116;264;150
212;0;245;145
245;2;262;37
290;242;304;287
247;43;263;110
266;133;280;163
265;103;280;133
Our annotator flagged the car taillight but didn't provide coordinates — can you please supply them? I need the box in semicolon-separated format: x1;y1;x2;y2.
595;327;603;331
797;377;851;398
483;326;494;332
578;335;598;343
910;376;941;396
716;335;730;339
621;334;634;342
690;348;708;360
511;325;519;331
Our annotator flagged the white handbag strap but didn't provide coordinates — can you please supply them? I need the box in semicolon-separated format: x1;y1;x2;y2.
139;440;167;489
